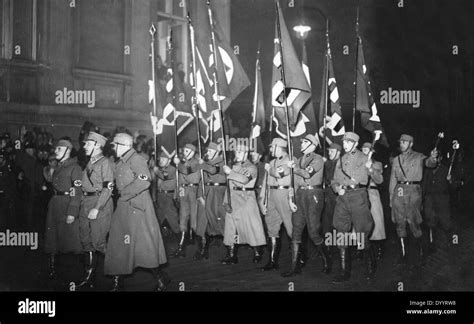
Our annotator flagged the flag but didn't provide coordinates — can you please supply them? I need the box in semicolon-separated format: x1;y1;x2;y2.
356;36;388;146
319;44;345;145
271;1;312;141
190;1;250;143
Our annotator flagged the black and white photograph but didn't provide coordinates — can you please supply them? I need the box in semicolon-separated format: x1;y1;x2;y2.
0;0;473;319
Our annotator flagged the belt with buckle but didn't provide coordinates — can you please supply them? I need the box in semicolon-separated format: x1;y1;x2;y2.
205;182;226;186
83;191;99;197
232;187;255;191
298;185;323;190
182;183;197;187
256;185;262;189
341;184;364;191
397;181;421;185
53;190;70;196
158;190;175;194
269;185;290;190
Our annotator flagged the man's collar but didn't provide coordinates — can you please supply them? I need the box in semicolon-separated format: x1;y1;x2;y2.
120;148;135;162
90;153;104;164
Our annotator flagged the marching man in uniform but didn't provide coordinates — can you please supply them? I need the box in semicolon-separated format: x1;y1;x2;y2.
44;138;83;279
173;143;201;258
105;133;168;291
331;132;376;283
260;138;296;271
322;143;342;239
389;134;438;266
77;132;114;289
221;144;266;264
361;142;386;260
153;152;180;237
195;142;227;260
282;134;330;277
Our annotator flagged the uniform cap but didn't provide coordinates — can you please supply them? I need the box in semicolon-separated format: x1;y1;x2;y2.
362;142;372;149
184;143;197;152
328;143;342;152
207;142;221;152
84;131;108;147
269;138;287;148
399;134;414;142
343;132;360;143
56;139;73;150
158;151;170;159
302;134;319;147
113;133;133;146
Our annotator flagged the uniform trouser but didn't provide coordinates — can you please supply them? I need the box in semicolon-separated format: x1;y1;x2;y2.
333;189;374;249
424;193;452;232
322;187;336;235
79;196;112;253
156;192;180;234
368;188;386;240
391;184;423;238
265;189;293;238
196;186;226;237
179;186;198;232
292;188;324;245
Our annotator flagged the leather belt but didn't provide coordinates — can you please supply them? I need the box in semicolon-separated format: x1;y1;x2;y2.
298;185;323;190
368;186;379;190
158;190;175;194
341;184;365;191
269;185;290;189
256;185;263;189
397;181;421;185
182;183;197;187
53;190;70;196
232;187;255;191
83;191;99;197
205;182;226;186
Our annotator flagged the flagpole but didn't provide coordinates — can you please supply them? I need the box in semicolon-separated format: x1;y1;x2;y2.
207;0;232;210
187;12;206;199
352;6;360;132
275;0;295;194
323;19;329;158
149;24;158;164
166;25;181;203
250;43;261;140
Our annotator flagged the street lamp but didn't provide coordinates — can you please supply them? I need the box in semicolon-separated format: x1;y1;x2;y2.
293;23;311;40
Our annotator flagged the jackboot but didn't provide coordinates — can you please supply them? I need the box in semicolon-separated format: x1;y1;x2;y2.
188;229;195;245
332;247;350;283
77;251;96;289
151;268;170;292
261;237;280;271
365;247;376;280
110;275;122;292
281;242;301;277
374;240;384;260
194;235;210;260
252;246;263;263
48;254;57;280
395;237;408;265
221;245;238;264
172;231;187;258
316;243;331;274
299;242;307;268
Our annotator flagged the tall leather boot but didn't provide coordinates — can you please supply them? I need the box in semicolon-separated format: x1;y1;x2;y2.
261;237;280;271
172;231;187;258
374;240;384;260
299;242;307;268
77;251;96;289
395;237;407;265
365;247;376;280
332;247;350;283
221;245;238;264
194;235;210;260
427;227;436;255
282;242;301;277
416;236;427;266
110;275;122;292
48;254;57;279
316;243;331;274
151;268;170;292
188;229;195;245
253;246;263;263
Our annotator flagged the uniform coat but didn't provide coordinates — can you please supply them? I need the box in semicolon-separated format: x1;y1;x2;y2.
104;149;167;275
368;161;386;241
44;157;83;254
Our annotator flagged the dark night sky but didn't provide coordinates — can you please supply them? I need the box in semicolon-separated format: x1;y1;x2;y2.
226;0;473;159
